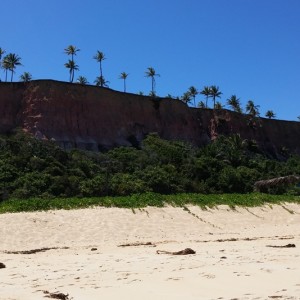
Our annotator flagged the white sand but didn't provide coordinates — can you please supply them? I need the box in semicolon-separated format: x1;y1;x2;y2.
1;203;300;300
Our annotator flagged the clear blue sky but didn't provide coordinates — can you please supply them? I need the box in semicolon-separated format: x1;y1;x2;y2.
1;0;300;120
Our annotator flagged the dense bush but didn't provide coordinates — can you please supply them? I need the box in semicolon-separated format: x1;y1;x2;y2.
0;130;300;200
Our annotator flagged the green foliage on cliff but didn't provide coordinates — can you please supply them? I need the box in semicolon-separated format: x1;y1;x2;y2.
0;131;300;202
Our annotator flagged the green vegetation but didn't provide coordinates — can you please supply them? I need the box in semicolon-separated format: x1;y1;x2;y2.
0;130;300;211
1;193;300;214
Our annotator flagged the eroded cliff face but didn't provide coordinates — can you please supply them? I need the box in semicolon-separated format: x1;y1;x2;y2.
0;80;299;156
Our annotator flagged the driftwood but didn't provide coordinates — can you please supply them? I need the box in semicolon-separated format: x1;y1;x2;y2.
266;243;296;248
43;290;69;299
5;247;69;255
118;242;155;247
254;175;300;192
156;248;196;255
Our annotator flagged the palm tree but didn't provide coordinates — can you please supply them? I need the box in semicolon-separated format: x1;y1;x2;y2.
227;95;242;113
76;76;89;85
3;53;22;82
64;45;80;83
0;47;5;81
200;86;211;108
20;72;32;82
181;91;191;105
93;51;106;85
246;100;260;117
94;75;109;87
119;72;128;92
265;110;276;119
64;45;80;62
209;85;222;109
145;67;160;94
64;59;79;83
149;91;157;98
198;101;206;108
0;47;5;60
215;101;223;110
188;86;198;107
1;58;9;82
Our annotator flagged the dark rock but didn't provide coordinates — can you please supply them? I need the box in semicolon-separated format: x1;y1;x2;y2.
0;262;6;269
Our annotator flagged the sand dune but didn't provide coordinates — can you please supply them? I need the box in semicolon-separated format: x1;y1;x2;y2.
1;204;300;300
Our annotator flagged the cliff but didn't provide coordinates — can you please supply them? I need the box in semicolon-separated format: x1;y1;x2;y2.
0;80;299;157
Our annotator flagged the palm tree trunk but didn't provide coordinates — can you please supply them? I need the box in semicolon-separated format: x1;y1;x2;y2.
151;77;154;93
100;62;103;87
10;70;13;82
5;69;8;82
124;79;126;92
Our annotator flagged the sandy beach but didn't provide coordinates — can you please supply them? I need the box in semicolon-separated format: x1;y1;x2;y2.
1;203;300;300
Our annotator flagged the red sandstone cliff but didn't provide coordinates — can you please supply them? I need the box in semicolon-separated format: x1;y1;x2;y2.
0;80;299;156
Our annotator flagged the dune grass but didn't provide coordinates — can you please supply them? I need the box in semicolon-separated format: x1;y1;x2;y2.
0;192;300;214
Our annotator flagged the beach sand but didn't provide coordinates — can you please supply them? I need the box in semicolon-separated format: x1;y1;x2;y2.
1;203;300;300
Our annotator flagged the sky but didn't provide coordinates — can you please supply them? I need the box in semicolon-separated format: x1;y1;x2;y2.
1;0;300;121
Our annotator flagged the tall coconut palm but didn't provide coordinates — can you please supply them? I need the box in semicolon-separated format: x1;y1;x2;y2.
209;85;222;109
227;95;242;113
265;110;276;119
64;59;79;83
76;76;89;85
0;47;5;81
64;45;80;62
145;67;160;94
3;53;22;82
188;86;198;107
200;86;211;108
64;45;80;83
246;100;260;117
94;75;109;87
20;72;32;82
93;51;106;86
119;72;128;92
1;58;9;82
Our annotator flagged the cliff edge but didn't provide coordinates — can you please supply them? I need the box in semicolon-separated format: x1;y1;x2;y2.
0;80;299;157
